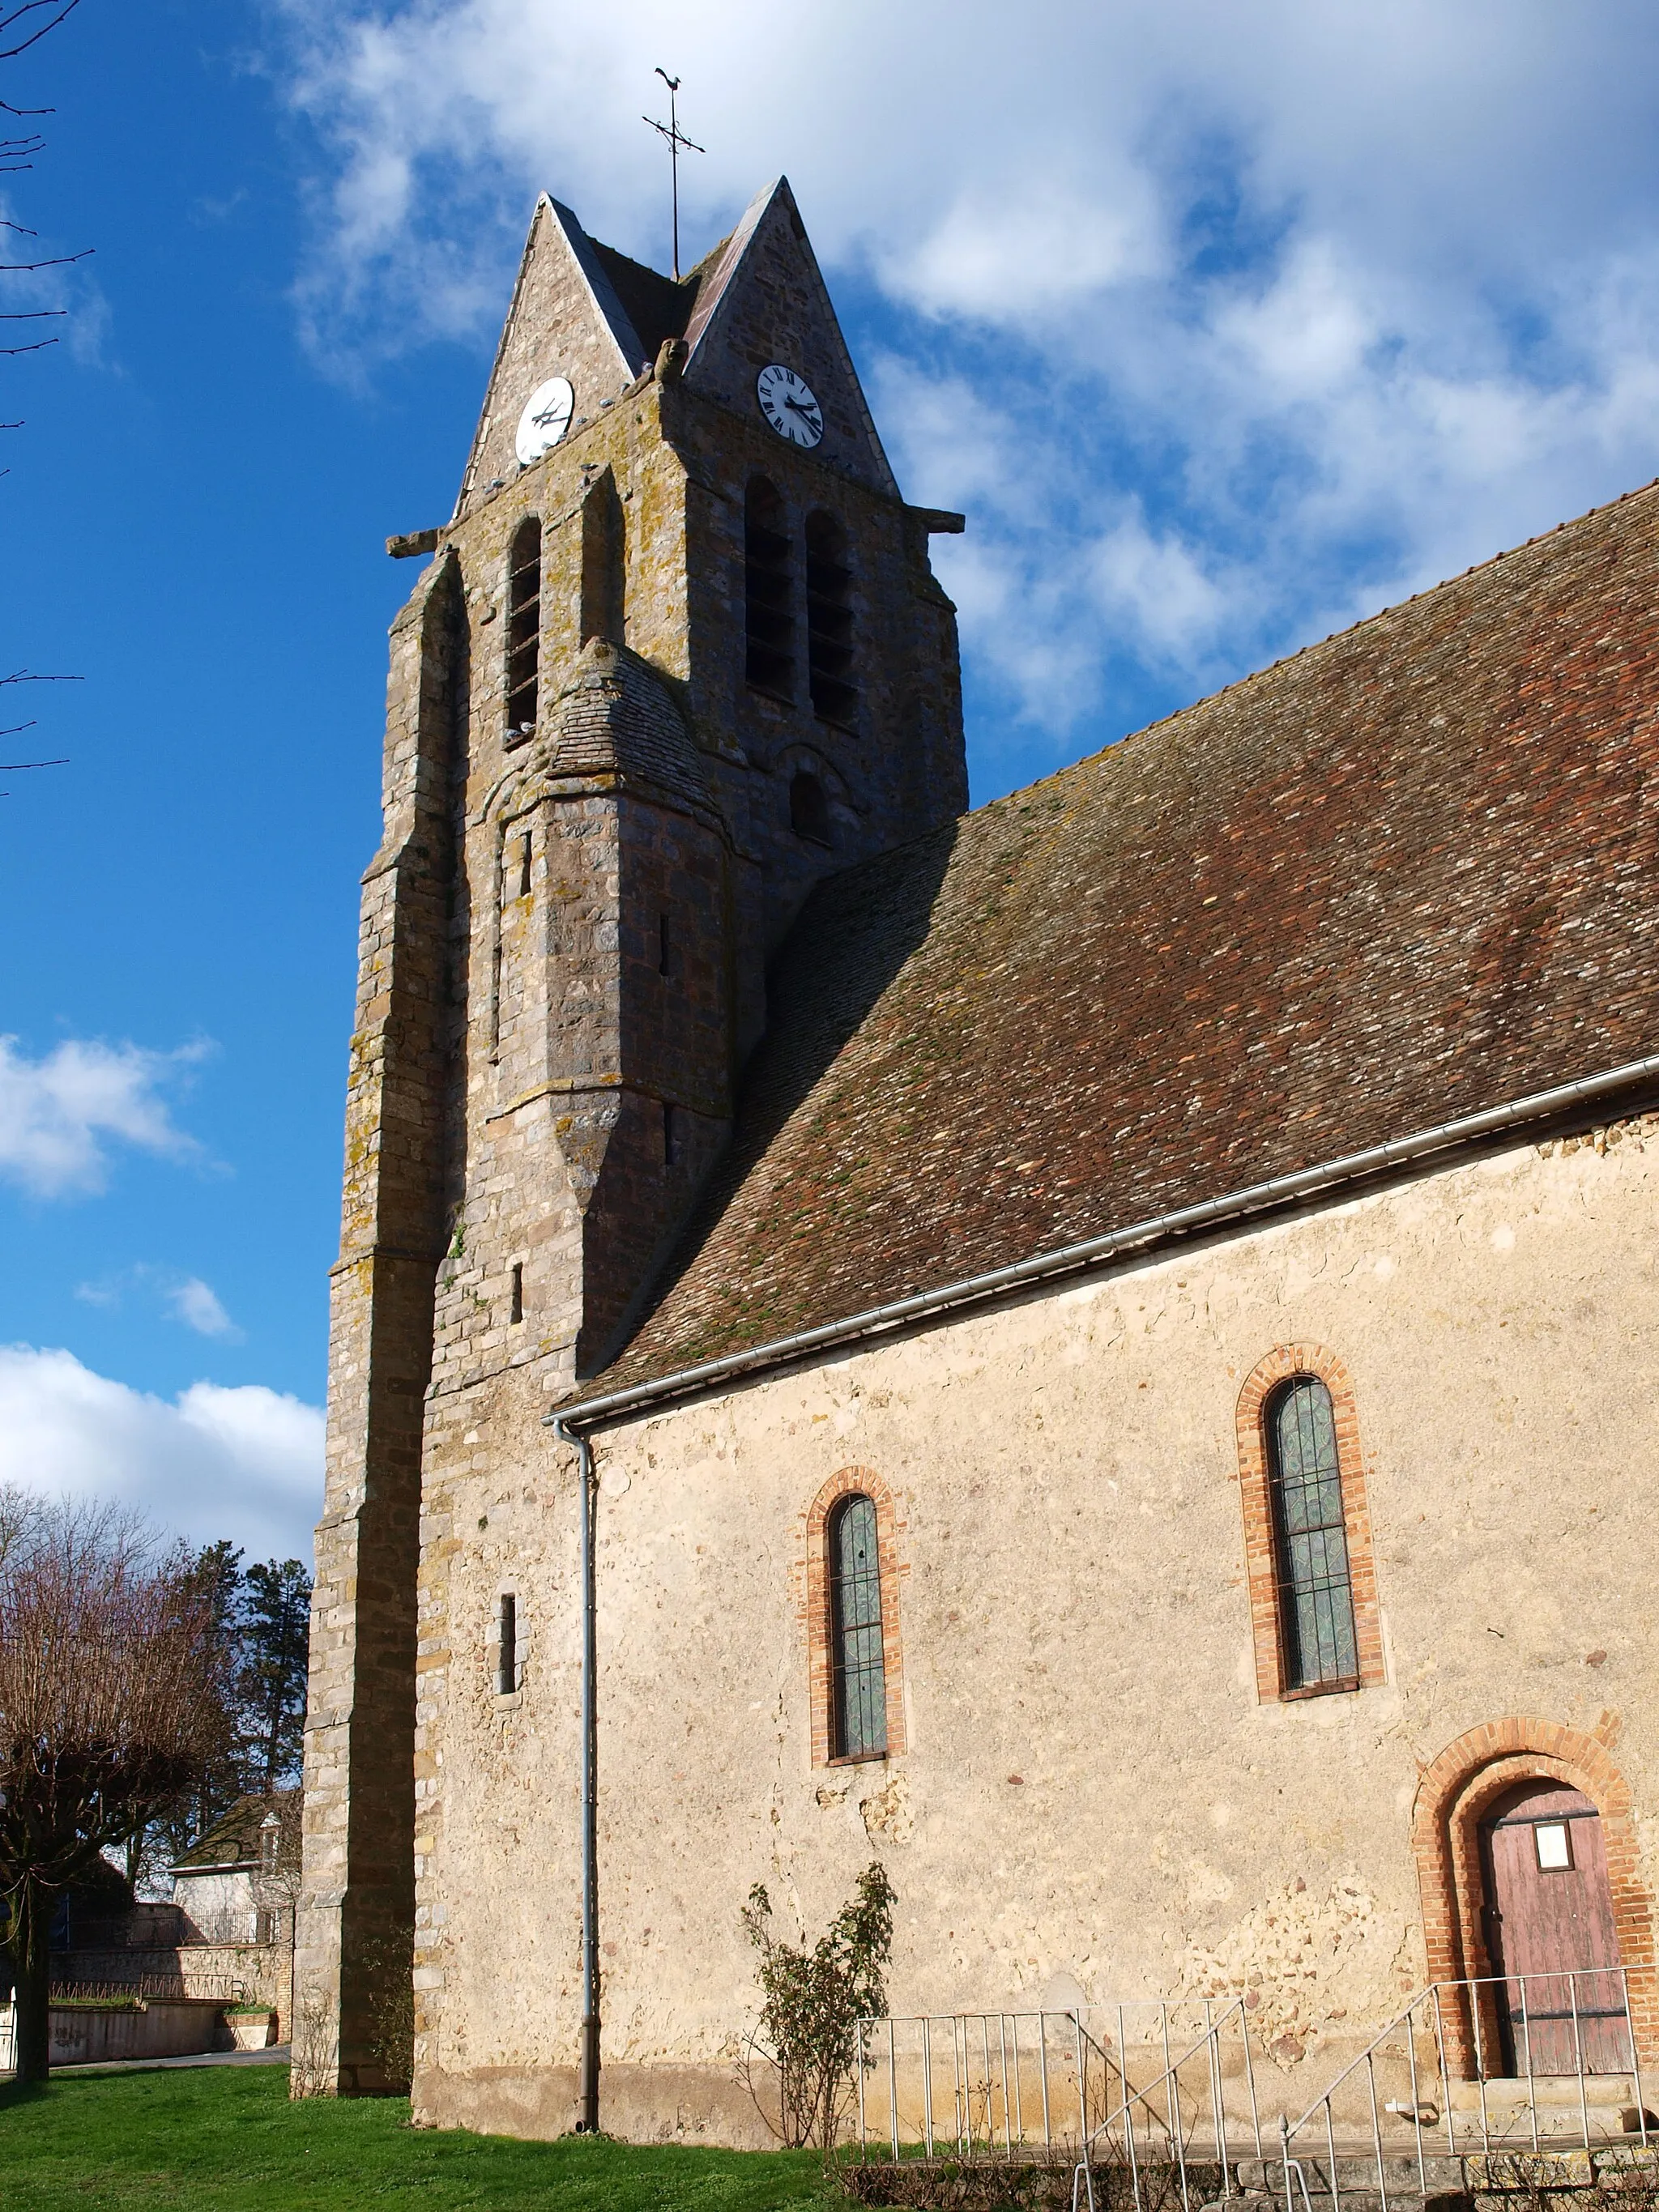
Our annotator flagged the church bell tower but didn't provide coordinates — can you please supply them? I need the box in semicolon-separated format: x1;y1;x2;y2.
296;177;967;2094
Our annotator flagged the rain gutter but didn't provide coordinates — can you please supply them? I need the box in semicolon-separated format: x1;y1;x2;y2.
547;1048;1659;1438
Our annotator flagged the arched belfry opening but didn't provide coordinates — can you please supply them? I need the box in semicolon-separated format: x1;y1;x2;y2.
744;477;793;697
579;468;625;646
505;516;541;745
804;509;856;726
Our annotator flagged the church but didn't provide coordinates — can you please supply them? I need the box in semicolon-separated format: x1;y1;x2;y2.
296;175;1659;2147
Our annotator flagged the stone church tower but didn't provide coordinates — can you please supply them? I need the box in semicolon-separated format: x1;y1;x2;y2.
296;178;966;2091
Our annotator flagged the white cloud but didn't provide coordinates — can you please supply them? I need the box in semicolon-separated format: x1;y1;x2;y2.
267;0;1659;742
0;1035;206;1200
168;1277;241;1340
0;1346;323;1563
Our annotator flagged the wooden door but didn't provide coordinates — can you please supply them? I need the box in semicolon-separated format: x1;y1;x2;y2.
1479;1779;1629;2074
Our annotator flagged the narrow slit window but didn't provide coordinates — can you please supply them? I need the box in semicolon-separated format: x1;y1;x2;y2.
790;769;830;845
829;1493;887;1759
663;1102;679;1167
497;1592;518;1695
505;517;541;744
509;1263;523;1324
517;833;533;898
804;510;856;727
659;911;672;978
1267;1376;1358;1691
744;478;794;697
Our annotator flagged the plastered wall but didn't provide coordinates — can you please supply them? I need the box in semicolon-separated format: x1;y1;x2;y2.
411;1119;1659;2143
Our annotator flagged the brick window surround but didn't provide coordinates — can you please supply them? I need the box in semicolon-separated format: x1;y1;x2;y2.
1411;1718;1657;2075
803;1466;906;1769
1234;1344;1384;1703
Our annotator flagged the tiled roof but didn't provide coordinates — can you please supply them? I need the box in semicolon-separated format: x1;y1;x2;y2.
544;641;708;812
582;481;1659;1399
173;1791;296;1872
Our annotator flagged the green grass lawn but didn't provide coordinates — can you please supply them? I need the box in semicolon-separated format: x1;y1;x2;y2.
0;2064;830;2211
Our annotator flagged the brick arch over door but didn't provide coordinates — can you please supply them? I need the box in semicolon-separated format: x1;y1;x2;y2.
801;1466;907;1769
1410;1719;1657;2071
1234;1343;1384;1702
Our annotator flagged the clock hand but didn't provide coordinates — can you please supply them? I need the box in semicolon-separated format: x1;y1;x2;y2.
784;395;821;422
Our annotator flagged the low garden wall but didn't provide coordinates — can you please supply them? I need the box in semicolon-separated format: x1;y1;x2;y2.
49;1997;229;2065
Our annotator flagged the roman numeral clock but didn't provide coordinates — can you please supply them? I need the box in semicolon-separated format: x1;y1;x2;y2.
757;362;824;448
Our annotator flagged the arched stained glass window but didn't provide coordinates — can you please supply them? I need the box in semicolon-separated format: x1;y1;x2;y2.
829;1493;886;1759
1267;1376;1358;1690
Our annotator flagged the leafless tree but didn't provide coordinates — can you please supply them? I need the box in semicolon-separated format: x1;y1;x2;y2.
0;1490;230;2081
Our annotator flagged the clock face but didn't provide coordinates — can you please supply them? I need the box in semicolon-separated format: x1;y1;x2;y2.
515;375;575;465
757;364;824;449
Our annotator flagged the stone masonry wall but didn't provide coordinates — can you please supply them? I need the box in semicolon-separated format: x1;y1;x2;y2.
409;1123;1659;2144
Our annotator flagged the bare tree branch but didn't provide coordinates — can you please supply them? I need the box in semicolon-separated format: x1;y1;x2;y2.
0;246;91;270
0;0;81;68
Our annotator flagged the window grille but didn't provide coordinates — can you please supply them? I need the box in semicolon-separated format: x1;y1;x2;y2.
829;1494;887;1758
505;517;542;744
744;478;794;696
804;510;856;726
1267;1376;1358;1690
497;1592;518;1695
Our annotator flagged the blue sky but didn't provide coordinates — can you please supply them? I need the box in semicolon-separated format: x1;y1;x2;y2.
5;0;1659;1562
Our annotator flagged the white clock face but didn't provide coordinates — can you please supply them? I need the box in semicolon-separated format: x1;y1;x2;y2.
757;364;824;448
515;375;575;465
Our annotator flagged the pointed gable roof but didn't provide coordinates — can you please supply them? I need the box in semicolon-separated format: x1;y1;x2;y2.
458;181;898;511
581;479;1659;1401
678;178;898;498
457;195;652;512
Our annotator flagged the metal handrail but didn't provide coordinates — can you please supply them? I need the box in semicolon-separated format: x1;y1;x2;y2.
857;1997;1260;2212
1279;1963;1652;2212
1074;1997;1263;2212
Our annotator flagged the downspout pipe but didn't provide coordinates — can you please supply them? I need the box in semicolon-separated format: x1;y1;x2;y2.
550;1413;599;2134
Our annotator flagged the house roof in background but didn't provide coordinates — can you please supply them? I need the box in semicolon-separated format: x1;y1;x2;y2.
171;1790;296;1874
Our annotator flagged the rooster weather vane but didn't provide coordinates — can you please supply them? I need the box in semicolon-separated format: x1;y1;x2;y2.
642;69;704;283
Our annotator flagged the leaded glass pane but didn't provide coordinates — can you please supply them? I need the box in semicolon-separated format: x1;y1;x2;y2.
830;1494;887;1758
1269;1377;1358;1689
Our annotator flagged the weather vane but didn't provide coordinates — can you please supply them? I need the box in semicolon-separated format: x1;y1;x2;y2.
642;68;704;283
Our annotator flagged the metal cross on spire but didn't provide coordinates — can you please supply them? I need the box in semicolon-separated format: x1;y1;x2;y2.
642;68;704;283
